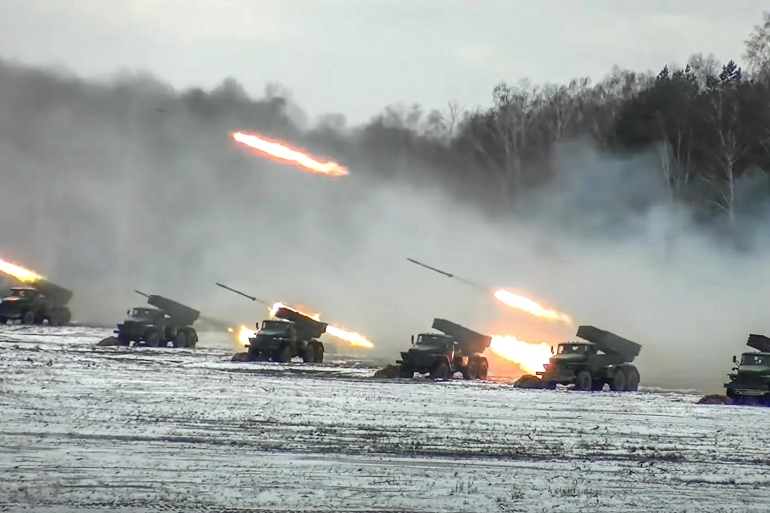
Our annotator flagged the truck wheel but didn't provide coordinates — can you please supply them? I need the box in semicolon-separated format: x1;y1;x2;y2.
430;360;450;380
49;313;61;327
610;369;627;391
145;330;161;347
591;379;605;391
117;334;131;346
60;309;71;326
625;366;640;391
302;343;316;363
21;310;35;325
278;345;293;363
478;359;489;380
463;359;479;380
575;371;592;391
0;316;7;325
313;342;324;363
186;328;198;349
173;330;188;348
398;365;413;378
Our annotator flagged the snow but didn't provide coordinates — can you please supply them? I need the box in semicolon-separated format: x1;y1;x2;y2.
1;326;770;512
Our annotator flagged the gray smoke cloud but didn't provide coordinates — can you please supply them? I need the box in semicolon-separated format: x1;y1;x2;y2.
1;57;768;393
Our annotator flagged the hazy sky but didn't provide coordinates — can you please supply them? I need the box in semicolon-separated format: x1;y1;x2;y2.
0;0;766;124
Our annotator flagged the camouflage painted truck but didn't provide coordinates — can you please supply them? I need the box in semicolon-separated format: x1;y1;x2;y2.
396;318;490;380
0;280;73;326
515;325;641;392
214;282;327;364
724;334;770;405
113;291;199;348
246;306;327;363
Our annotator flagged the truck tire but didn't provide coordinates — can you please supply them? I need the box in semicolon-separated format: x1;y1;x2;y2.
21;310;35;325
0;316;7;325
478;359;489;380
625;366;639;391
610;369;627;391
60;309;71;326
186;328;198;349
313;341;324;363
575;371;592;391
430;360;450;380
302;343;316;363
398;365;413;378
278;345;293;363
591;379;605;391
462;359;479;380
144;329;161;347
173;330;188;348
117;333;131;346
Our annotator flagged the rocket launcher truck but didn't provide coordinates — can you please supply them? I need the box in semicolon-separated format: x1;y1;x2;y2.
397;318;491;380
514;325;642;391
113;291;200;348
0;279;73;326
215;282;327;363
724;334;770;405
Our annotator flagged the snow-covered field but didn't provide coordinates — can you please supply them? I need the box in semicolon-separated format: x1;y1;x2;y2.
1;326;769;512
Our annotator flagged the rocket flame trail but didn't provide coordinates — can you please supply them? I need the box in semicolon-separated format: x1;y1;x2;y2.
493;289;572;325
405;258;572;325
232;131;348;176
268;302;374;349
489;335;552;374
0;258;43;283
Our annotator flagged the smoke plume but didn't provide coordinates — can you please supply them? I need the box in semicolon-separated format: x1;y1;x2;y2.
1;57;768;393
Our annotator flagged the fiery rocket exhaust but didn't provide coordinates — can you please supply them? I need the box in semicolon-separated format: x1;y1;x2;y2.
268;302;374;349
489;335;552;374
405;258;571;325
232;131;348;176
0;257;43;283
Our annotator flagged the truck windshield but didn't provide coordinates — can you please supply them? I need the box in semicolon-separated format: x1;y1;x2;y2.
9;289;34;298
741;354;770;366
558;344;588;354
261;321;291;334
416;335;450;346
131;308;156;317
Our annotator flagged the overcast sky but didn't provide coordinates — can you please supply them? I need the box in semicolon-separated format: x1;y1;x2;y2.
0;0;767;124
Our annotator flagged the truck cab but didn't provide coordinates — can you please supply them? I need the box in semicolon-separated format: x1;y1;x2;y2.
0;286;45;324
725;352;770;404
248;319;299;361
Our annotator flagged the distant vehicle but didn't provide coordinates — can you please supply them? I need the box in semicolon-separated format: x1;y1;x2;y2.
724;334;770;405
0;281;73;326
515;325;641;392
114;291;199;348
397;318;490;380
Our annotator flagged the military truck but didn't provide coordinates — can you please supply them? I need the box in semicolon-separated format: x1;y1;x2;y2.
724;334;770;405
514;325;641;391
215;282;327;364
397;318;491;380
247;306;327;363
114;291;199;348
0;280;73;326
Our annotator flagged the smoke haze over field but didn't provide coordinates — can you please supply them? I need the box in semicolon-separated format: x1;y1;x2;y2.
3;58;770;393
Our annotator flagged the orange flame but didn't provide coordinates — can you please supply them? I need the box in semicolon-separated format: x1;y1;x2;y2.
0;258;43;283
268;302;373;348
232;131;348;176
236;325;255;347
493;289;572;325
489;335;552;374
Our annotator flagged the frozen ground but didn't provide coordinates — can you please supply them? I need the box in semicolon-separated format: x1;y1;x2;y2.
1;326;769;512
